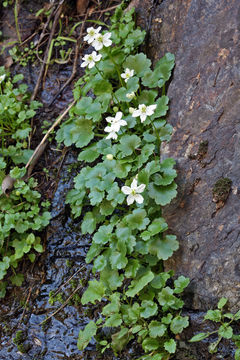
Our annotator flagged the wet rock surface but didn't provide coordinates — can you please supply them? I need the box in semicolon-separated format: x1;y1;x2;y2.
135;0;240;357
148;0;240;312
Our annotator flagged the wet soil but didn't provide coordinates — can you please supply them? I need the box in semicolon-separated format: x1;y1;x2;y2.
0;1;129;359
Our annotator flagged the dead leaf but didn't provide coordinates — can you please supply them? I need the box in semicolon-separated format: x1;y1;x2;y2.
1;175;16;196
76;0;89;15
4;56;13;69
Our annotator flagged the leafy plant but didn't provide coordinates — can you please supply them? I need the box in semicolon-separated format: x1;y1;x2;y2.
190;297;240;359
0;68;50;297
56;3;189;358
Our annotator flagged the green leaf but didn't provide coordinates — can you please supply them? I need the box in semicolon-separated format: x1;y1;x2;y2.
34;243;43;253
71;117;94;148
125;259;140;278
152;96;169;119
217;297;228;309
123;53;151;77
204;309;222;322
104;314;122;327
28;253;36;263
153;159;177;186
170;315;189;334
93;79;112;95
142;337;159;352
218;324;233;339
81;212;97;234
234;310;240;321
208;339;220;353
102;293;120;315
110;250;128;270
189;332;210;342
141;218;168;241
140;300;158;318
10;273;24;286
142;53;175;88
138;90;158;105
149;321;166;338
161;313;173;325
74;97;92;115
149;235;179;260
78;144;100;162
124;209;149;230
148;181;177;206
235;349;240;360
10;166;26;179
93;255;107;272
119;135;141;157
81;280;106;305
174;276;190;294
89;188;104;206
100;266;124;291
77;321;97;350
111;328;133;353
114;77;139;102
0;282;7;298
132;325;142;334
164;339;176;354
126;270;154;297
158;287;183;310
150;272;171;289
93;224;113;245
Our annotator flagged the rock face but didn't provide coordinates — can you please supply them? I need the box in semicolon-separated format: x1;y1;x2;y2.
139;0;240;312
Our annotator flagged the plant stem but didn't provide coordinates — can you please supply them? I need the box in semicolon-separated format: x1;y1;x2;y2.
14;0;22;44
107;48;124;87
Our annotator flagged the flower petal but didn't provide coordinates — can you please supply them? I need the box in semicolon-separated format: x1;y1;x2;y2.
115;112;123;121
134;194;144;204
131;178;138;190
132;109;141;118
121;186;132;195
136;184;146;193
127;194;135;205
140;114;147;122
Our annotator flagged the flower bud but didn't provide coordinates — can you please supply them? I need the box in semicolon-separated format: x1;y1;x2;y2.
113;106;118;113
106;154;114;160
129;107;135;114
126;92;135;99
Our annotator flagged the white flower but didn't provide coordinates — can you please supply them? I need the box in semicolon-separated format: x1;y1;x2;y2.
126;92;135;100
132;104;157;123
106;130;118;140
81;51;102;69
84;26;102;44
106;154;114;160
121;68;134;83
0;74;6;84
104;111;127;133
92;32;112;50
121;177;146;205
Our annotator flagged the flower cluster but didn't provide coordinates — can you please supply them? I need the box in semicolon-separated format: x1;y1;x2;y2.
132;104;157;123
121;177;146;205
104;112;127;140
81;27;112;69
121;68;134;83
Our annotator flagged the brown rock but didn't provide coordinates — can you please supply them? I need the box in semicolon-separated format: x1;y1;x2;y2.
140;0;240;312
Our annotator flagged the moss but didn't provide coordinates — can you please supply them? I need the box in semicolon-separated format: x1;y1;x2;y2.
197;140;208;160
13;330;29;353
212;177;232;202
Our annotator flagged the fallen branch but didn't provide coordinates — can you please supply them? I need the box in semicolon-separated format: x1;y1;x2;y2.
31;1;64;101
1;99;76;195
